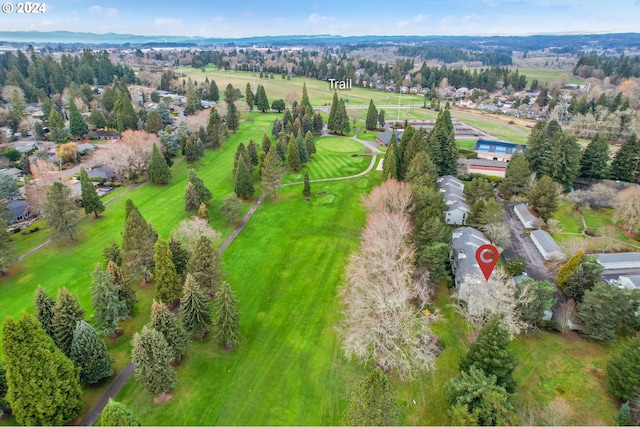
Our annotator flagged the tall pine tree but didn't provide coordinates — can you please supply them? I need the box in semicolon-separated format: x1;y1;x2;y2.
610;133;640;182
107;260;136;314
186;235;223;295
150;301;188;362
70;320;114;383
305;130;316;157
43;181;81;241
180;274;213;339
213;281;241;350
131;326;176;397
34;285;55;338
79;166;105;218
91;264;127;336
261;147;283;199
287;134;301;171
303;171;311;199
153;238;182;304
345;367;401;426
580;133;610;179
365;99;378;130
297;129;309;164
327;91;340;133
52;287;86;357
122;199;158;284
184;182;200;212
301;82;313;114
68;99;88;138
234;155;255;199
148;144;171;184
2;314;84;425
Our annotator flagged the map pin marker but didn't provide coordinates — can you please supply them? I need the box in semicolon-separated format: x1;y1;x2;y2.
475;243;499;281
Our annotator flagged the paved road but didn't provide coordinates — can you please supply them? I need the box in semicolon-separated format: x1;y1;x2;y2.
501;199;554;281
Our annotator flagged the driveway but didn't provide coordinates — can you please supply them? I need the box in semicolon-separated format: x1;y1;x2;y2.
501;199;555;281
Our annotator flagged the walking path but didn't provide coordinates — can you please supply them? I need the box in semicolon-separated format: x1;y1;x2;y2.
81;137;381;425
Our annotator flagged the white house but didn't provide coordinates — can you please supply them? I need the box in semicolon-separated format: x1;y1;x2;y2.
437;175;470;225
514;203;538;229
530;229;564;261
445;200;470;226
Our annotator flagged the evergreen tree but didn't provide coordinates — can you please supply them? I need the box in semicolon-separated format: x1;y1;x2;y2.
247;139;260;166
276;133;287;161
313;111;324;134
418;243;452;284
234;155;255;199
68;99;88;137
405;151;438;186
122;199;158;284
79;166;105;218
499;153;531;198
153;238;182;304
180;274;213;339
148;144;171;184
245;83;254;111
545;132;582;189
255;85;270;112
186;236;223;295
297;130;309;164
233;143;250;177
2;314;84;425
206;108;224;150
338;99;351;135
150;301;188;361
515;279;556;326
365;99;378;130
578;281;634;342
565;255;604;303
345;367;401;426
103;239;122;266
89;106;106;129
0;361;8;416
156;101;172;125
556;250;584;288
527;175;559;222
48;108;70;144
107;260;136;314
378;109;386;129
114;91;138;132
169;237;190;277
287;134;301;171
52;288;86;357
220;194;243;223
382;144;398;180
327;91;340;133
34;285;55;338
262;132;272;154
187;169;212;203
261;147;284;199
303;172;311;199
184;136;204;165
70;320;114;383
580;133;610;179
226;102;240;133
459;317;518;393
209;79;220;102
304;130;316;157
197;202;209;220
445;367;512;426
91;264;127;336
101;399;142;426
145;110;164;134
131;326;176;397
301;82;313;114
610;133;640;182
213;282;241;350
43;181;81;241
184;182;200;212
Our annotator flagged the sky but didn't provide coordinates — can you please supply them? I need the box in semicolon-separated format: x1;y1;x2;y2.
0;0;639;38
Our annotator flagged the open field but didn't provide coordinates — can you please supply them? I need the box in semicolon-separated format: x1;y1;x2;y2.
115;176;382;425
282;136;370;184
467;67;583;86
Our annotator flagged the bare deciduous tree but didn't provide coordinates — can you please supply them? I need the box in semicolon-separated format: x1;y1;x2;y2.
361;179;413;216
25;158;65;212
481;222;511;249
170;216;221;253
93;130;160;182
340;209;438;381
613;187;640;233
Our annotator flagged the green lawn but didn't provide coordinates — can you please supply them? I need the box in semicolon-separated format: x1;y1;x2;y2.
552;201;584;234
456;139;476;149
356;128;382;141
115;176;382;425
283;137;370;184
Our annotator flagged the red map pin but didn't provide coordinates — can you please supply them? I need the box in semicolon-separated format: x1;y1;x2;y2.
475;243;499;281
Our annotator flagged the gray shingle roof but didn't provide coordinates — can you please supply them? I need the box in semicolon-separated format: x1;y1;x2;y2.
451;227;490;278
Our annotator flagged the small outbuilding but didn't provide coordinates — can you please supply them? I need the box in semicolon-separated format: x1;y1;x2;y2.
530;229;564;261
514;203;537;229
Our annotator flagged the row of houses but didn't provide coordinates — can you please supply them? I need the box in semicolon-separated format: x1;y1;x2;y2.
436;175;469;226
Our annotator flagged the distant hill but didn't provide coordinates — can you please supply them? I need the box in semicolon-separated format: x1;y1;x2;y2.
0;31;639;53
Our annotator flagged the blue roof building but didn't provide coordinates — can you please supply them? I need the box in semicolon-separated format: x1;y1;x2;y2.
473;139;526;162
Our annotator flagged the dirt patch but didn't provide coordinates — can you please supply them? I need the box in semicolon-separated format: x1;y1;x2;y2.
153;390;174;404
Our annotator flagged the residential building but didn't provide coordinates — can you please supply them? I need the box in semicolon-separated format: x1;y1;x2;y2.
598;252;640;276
530;229;564;261
513;203;538;229
437;175;470;225
5;199;31;223
473;139;526;162
375;130;404;147
462;158;508;178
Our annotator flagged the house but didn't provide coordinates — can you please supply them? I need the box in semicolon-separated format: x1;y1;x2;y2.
87;165;115;181
462;158;508;178
473;139;526;162
597;252;640;275
5;199;31;223
0;167;22;181
530;229;564;261
84;130;121;140
14;140;41;153
375;130;404;147
450;227;493;307
77;143;96;154
437;175;470;225
513;203;538;229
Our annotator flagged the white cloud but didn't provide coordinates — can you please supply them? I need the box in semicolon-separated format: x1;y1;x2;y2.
241;11;254;17
154;17;182;27
398;13;429;28
308;13;334;22
88;5;119;18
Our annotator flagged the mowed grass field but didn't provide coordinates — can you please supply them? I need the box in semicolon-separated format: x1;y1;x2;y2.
115;175;382;425
282;136;370;184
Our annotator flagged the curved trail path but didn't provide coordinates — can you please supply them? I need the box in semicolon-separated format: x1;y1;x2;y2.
82;136;380;426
